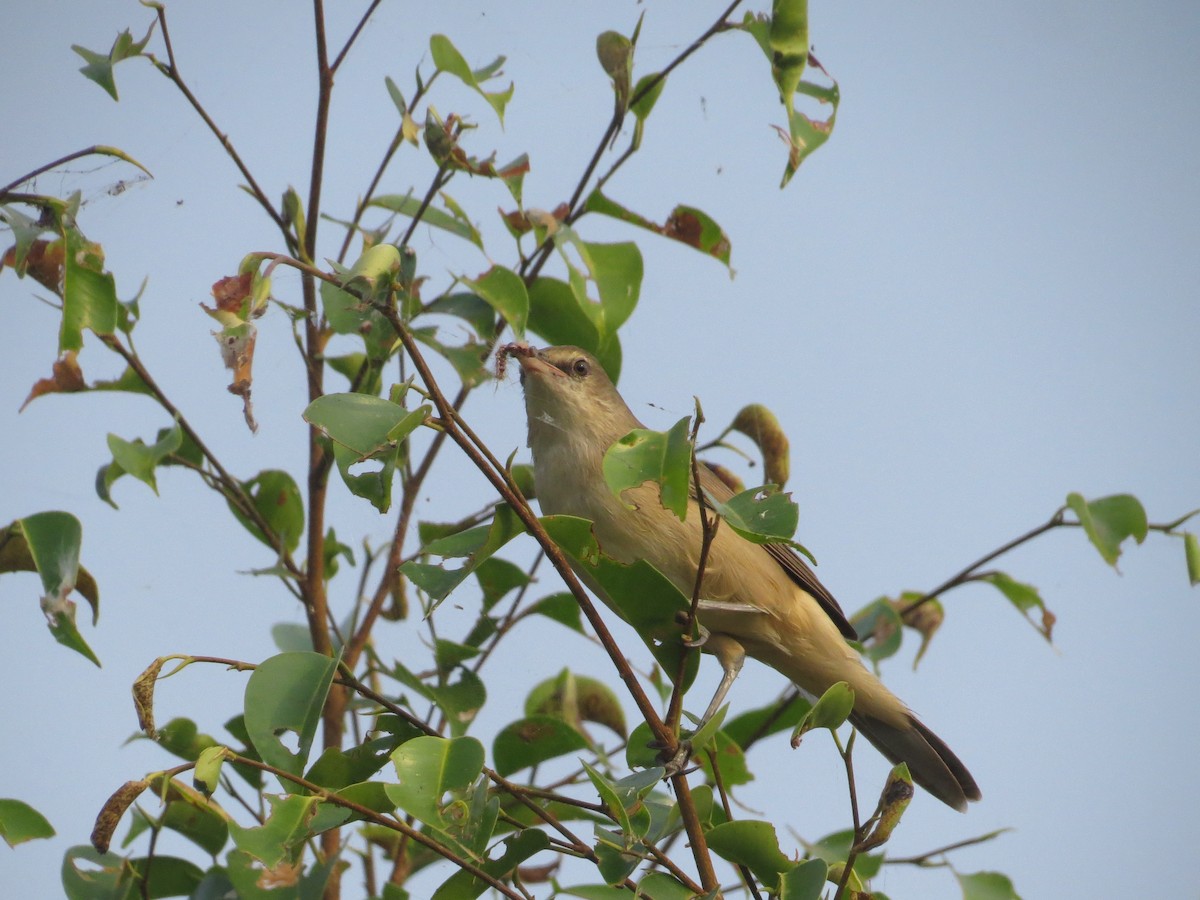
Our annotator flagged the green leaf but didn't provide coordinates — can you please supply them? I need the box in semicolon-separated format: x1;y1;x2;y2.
13;512;100;666
303;394;429;512
459;265;528;338
525;669;627;737
60;227;119;351
160;795;228;857
193;745;227;797
1185;532;1200;586
124;855;205;898
15;511;83;608
527;276;595;346
493;716;589;777
855;763;913;852
305;737;401;791
228;794;320;868
1066;492;1149;568
62;846;133;899
229;469;305;553
582;764;659;842
768;0;809;101
697;730;751;787
792;681;854;743
954;870;1024;900
157;717;218;762
473;556;530;610
596;30;634;114
541;515;699;688
433;669;487;738
306;392;429;454
0;798;55;847
602;417;692;519
386;735;485;828
402;505;525;605
583;191;731;268
345;242;402;298
425;291;496;339
433;829;550;900
72;24;154;101
105;423;183;496
850;596;905;663
778;858;828;900
708;483;800;545
634;872;694;900
723;692;811;749
585;241;642;335
705;819;795;891
736;4;840;186
593;824;643;886
413;326;492;388
371;193;483;248
320;280;396;365
981;573;1054;641
630;73;667;150
529;591;585;634
243;652;339;782
429;35;513;123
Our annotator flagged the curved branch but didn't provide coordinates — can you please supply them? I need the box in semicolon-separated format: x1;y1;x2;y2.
151;7;290;242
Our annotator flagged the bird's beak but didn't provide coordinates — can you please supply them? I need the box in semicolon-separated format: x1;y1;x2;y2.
509;344;565;380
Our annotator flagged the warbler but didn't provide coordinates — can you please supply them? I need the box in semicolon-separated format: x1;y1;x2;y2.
512;343;980;811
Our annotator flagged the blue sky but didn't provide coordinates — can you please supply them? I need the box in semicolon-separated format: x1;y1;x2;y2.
3;2;1198;897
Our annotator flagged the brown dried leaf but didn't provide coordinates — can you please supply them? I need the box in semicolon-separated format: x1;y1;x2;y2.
3;239;66;293
1042;608;1057;642
21;351;87;411
213;327;258;432
729;403;790;487
516;860;560;883
703;461;745;495
500;208;533;236
258;860;303;889
664;209;703;248
132;657;166;739
891;595;944;670
211;273;252;314
91;780;148;853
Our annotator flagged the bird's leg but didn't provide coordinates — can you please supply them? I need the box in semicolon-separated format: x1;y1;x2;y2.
656;631;746;776
691;632;745;734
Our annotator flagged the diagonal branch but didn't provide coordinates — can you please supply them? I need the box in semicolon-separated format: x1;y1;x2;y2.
151;7;291;243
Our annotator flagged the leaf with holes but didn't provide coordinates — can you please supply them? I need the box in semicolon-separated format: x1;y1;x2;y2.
243;652;339;783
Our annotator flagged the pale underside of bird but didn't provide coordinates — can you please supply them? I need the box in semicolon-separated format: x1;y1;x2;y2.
509;342;980;812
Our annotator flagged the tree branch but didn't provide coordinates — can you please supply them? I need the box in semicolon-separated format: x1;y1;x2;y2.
150;7;291;242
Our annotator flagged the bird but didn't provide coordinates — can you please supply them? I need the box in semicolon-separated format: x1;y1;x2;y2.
510;343;981;812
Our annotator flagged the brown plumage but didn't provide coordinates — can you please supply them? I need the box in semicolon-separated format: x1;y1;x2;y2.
514;344;980;811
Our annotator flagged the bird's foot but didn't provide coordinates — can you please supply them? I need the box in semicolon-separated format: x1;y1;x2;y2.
648;737;698;778
680;621;710;650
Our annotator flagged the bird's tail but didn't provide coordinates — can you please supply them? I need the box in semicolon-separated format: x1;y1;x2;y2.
849;710;981;812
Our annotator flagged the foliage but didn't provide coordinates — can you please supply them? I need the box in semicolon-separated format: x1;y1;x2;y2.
1;2;1196;899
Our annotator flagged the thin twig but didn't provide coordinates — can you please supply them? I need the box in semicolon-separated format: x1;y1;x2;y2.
334;75;440;265
1;146;138;195
522;0;745;282
833;731;862;900
223;755;527;900
666;406;718;734
885;829;1013;867
899;508;1067;616
330;0;384;74
98;335;302;580
708;748;764;900
151;7;290;240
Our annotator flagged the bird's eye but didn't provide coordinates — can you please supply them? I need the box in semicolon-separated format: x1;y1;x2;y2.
571;358;590;377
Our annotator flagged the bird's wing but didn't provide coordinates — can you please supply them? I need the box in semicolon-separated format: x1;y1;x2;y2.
695;464;859;641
